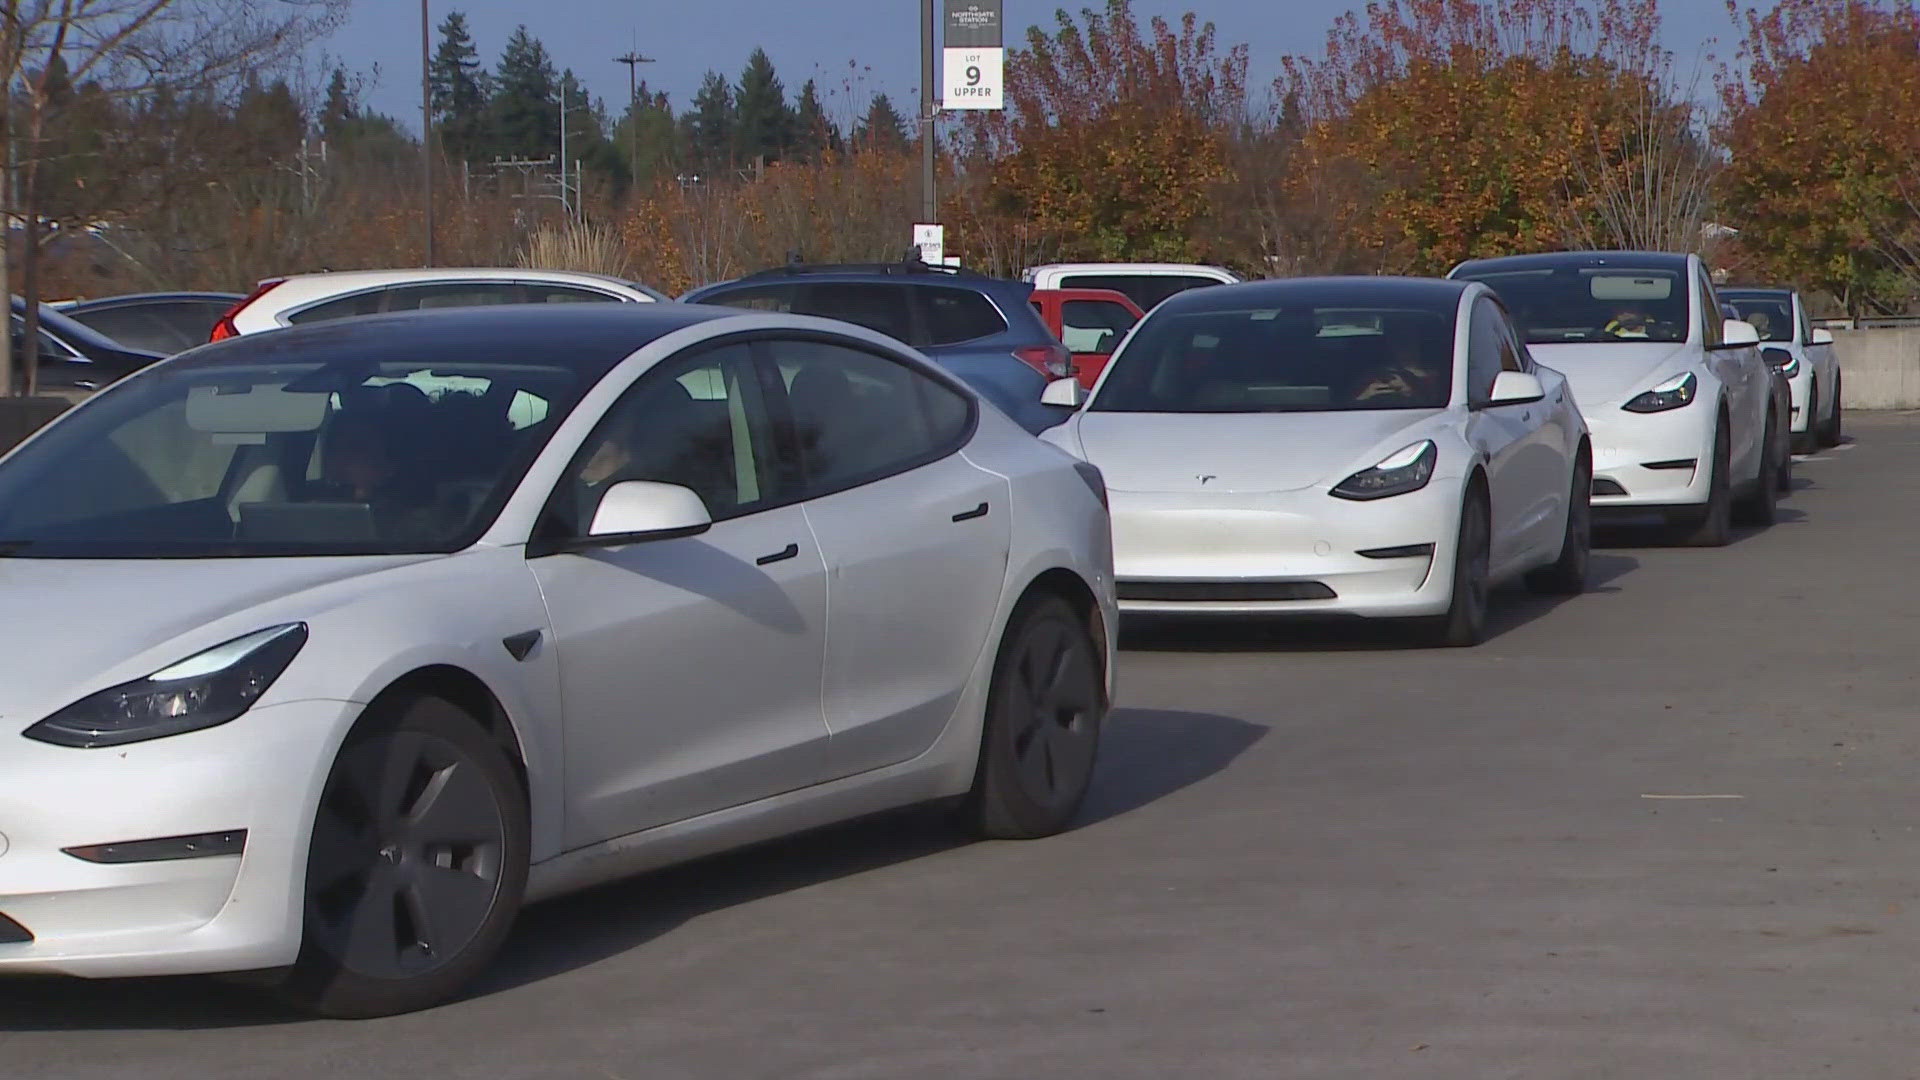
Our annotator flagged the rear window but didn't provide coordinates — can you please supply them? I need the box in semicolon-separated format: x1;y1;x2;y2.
1059;274;1221;311
921;287;1005;345
693;281;1005;347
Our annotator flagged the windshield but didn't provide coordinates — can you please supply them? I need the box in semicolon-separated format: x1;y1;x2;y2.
1722;295;1792;342
1091;305;1455;413
1453;267;1690;345
0;355;587;558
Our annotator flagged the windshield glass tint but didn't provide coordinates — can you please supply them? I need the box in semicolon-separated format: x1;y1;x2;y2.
1091;305;1455;413
1723;296;1793;342
1454;267;1689;345
0;357;587;558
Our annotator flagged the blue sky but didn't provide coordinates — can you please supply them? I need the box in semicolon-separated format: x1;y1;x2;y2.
334;0;1740;133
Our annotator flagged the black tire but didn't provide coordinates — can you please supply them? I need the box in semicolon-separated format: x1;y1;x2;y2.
1822;374;1844;447
966;595;1105;840
1526;455;1591;596
1674;419;1732;547
1793;384;1819;456
1735;411;1781;527
1417;487;1491;647
278;695;529;1019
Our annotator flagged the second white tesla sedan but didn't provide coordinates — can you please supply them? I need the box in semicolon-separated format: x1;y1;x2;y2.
1039;277;1591;647
1449;252;1783;545
0;304;1114;1017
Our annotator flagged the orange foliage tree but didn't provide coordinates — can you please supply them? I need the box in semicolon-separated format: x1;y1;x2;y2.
1719;0;1920;314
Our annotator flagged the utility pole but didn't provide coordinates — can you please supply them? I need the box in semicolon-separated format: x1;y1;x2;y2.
614;48;654;184
420;0;434;266
921;0;936;224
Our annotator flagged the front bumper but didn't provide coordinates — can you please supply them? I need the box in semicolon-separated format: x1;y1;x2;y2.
0;699;352;978
1108;479;1461;618
1583;406;1714;511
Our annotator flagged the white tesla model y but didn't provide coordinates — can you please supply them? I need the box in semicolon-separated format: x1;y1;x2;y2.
0;304;1115;1016
1039;277;1591;647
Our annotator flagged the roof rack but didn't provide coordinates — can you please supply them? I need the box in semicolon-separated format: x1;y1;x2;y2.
743;249;989;281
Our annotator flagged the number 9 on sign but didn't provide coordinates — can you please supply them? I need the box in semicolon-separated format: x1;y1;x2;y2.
966;65;981;86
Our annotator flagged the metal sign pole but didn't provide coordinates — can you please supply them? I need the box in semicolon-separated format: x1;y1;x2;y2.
921;0;936;225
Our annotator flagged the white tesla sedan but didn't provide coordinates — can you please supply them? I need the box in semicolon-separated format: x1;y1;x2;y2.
1449;252;1783;545
1038;277;1591;647
0;304;1115;1017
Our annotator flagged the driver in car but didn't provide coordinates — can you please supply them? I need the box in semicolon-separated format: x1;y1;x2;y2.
1604;307;1652;339
1350;339;1445;405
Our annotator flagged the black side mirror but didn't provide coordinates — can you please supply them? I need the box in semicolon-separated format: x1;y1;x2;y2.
1761;346;1794;368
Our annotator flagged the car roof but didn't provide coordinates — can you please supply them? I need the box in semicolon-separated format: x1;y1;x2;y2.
175;302;732;372
1026;262;1235;275
251;268;666;305
1150;275;1472;314
1450;251;1694;276
685;266;1028;297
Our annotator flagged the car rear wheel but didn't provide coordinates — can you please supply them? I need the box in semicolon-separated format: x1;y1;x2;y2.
1735;411;1781;527
1822;375;1844;447
1417;488;1490;647
1525;457;1591;596
278;695;528;1018
966;595;1104;840
1674;420;1732;547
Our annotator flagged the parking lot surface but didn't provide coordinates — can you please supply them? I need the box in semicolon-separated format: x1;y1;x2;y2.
5;417;1916;1079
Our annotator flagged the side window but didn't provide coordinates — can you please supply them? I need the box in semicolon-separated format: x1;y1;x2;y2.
763;337;972;494
553;343;791;534
793;283;920;345
525;284;624;305
380;282;527;311
919;287;1007;345
286;290;386;325
1467;299;1506;405
1060;299;1137;354
1795;295;1814;344
1698;272;1723;348
694;284;797;313
1492;309;1527;374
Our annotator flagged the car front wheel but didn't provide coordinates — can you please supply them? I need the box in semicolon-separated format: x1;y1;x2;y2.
1674;419;1732;547
1417;487;1491;647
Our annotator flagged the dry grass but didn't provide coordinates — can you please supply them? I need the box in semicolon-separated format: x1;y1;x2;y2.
516;221;636;280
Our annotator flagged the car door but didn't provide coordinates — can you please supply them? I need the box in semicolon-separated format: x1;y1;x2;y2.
528;341;832;848
1698;269;1765;477
1794;293;1838;413
1492;309;1575;561
759;334;1013;782
1463;298;1539;574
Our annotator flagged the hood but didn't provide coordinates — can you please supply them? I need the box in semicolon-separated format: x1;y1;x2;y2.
1527;341;1692;408
0;553;436;724
1069;409;1446;493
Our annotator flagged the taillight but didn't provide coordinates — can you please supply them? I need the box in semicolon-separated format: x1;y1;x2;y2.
1014;343;1073;379
210;279;285;342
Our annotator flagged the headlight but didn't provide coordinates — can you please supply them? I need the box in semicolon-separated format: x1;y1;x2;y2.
1332;440;1437;501
1623;372;1698;413
24;624;308;748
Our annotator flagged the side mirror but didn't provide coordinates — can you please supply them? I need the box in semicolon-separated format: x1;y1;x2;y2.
1721;318;1761;347
1041;376;1088;407
1761;346;1795;369
587;480;712;543
1486;370;1545;406
1811;327;1835;345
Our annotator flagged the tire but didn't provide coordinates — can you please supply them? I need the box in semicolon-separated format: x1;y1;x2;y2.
1526;455;1591;596
278;695;529;1019
966;595;1105;840
1417;487;1491;647
1674;419;1732;547
1735;411;1781;527
1793;384;1819;456
1822;374;1844;447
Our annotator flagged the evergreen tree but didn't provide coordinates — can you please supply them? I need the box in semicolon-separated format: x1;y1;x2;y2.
429;10;492;161
319;66;356;143
852;92;908;153
489;26;559;161
682;70;735;172
732;48;792;165
616;83;680;185
790;78;841;161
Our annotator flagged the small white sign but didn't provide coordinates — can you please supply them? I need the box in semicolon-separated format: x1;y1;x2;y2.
942;47;1003;110
914;223;944;263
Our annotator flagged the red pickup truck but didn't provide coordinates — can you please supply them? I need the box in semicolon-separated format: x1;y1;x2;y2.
1028;288;1145;389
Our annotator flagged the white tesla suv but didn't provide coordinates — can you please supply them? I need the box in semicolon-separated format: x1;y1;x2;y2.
1039;276;1591;647
1449;252;1783;545
209;268;667;342
1721;286;1843;453
0;304;1115;1017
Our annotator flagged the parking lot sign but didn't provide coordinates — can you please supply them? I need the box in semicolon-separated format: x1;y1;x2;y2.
943;0;1003;110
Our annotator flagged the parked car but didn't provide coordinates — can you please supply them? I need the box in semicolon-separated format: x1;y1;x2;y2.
0;303;1115;1017
1022;263;1240;312
682;259;1070;434
9;296;167;393
1038;276;1591;647
1030;287;1144;389
1719;286;1843;452
1449;251;1782;545
210;268;667;341
60;292;243;355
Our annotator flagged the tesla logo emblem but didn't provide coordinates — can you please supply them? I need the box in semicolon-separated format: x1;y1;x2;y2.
1197;474;1216;484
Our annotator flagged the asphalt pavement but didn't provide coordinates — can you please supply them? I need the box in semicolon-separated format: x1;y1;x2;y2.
6;416;1920;1079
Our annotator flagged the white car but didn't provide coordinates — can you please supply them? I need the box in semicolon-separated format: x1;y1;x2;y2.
1449;252;1783;545
1720;286;1843;452
210;268;667;341
1038;277;1591;647
1022;262;1240;313
0;304;1115;1017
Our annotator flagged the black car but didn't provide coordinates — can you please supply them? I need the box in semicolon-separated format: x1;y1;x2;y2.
10;297;168;392
58;291;243;355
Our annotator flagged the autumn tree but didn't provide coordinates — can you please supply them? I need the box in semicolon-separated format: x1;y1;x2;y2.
1719;0;1920;314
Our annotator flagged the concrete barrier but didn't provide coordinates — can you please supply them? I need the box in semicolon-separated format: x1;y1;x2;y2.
1833;327;1920;409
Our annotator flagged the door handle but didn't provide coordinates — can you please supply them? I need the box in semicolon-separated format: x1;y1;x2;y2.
756;543;800;566
952;502;989;522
